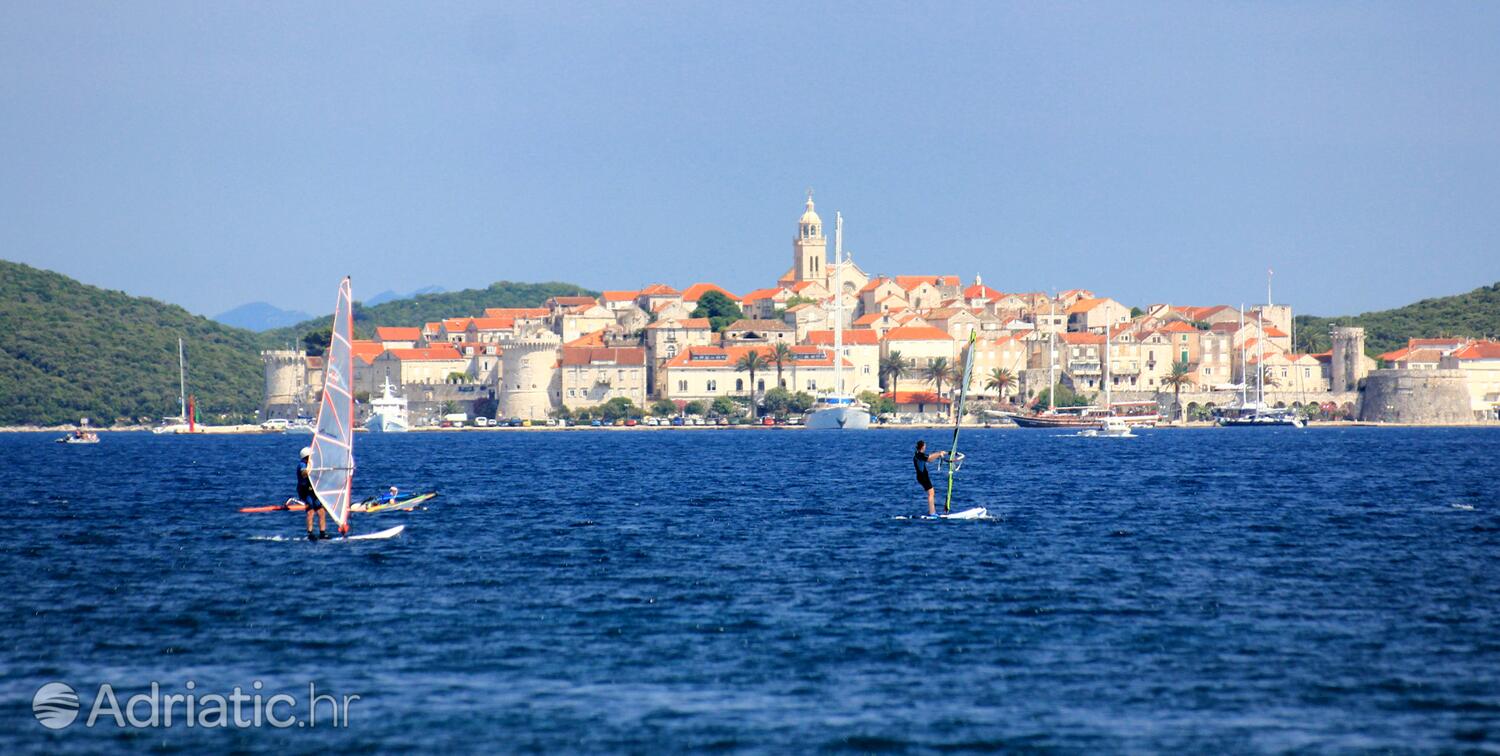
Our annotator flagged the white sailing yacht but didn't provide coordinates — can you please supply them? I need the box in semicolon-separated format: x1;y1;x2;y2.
364;376;410;433
152;338;200;434
804;211;871;430
1218;278;1303;428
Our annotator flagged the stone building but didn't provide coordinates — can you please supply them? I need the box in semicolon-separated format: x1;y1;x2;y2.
559;346;647;409
498;331;561;421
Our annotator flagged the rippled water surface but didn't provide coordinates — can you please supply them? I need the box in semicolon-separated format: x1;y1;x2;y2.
2;427;1499;752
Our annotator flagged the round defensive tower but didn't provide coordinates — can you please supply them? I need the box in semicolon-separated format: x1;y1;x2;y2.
1329;326;1367;393
261;350;305;415
499;331;560;421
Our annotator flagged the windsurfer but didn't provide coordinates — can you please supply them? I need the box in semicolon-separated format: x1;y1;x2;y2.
913;440;947;516
380;486;399;506
299;447;328;540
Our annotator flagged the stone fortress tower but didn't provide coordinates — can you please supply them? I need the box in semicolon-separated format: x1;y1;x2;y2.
1330;327;1368;392
498;330;561;421
261;349;307;419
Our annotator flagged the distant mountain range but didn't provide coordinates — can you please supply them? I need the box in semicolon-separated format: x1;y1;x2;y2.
213;301;315;332
214;286;447;331
364;285;447;307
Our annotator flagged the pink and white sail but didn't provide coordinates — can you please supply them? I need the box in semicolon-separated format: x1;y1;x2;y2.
310;277;356;532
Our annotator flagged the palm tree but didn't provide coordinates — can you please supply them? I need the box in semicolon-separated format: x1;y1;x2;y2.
879;351;909;392
1261;365;1281;389
735;350;770;418
984;367;1015;403
1160;359;1195;423
770;342;793;389
925;357;957;399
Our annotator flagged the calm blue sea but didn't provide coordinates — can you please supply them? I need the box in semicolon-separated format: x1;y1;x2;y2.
1;427;1498;753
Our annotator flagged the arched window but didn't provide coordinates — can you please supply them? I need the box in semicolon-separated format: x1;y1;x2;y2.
736;379;744;392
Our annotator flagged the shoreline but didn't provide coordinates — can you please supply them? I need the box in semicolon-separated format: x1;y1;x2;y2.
6;420;1498;434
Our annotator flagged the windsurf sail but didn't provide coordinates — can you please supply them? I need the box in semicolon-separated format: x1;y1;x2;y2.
944;329;978;512
310;277;356;533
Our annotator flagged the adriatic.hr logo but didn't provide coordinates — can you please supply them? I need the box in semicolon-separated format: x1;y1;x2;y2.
33;682;80;729
30;680;359;730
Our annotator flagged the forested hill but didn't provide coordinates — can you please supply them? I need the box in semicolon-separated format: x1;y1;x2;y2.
0;260;264;426
1295;282;1500;357
259;281;599;348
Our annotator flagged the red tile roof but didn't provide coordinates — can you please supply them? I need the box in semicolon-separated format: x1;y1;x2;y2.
468;316;515;330
964;283;1002;299
894;275;960;291
805;329;880;345
681;282;737;302
1065;297;1110;315
601;290;639;302
1451;341;1500;360
883;325;953;341
883;391;951;405
548;296;599;307
853;313;886;326
860;277;894;293
441;318;473;331
1160;321;1199;334
639;283;680;296
375;326;421;342
351;340;385;365
1059;332;1105;345
742;287;788;302
560;346;645;366
564;329;608;348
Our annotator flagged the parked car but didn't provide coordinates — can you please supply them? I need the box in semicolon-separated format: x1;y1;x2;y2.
439;420;453;428
625;418;638;427
473;417;490;427
670;416;686;427
506;417;523;427
761;416;775;426
590;419;603;427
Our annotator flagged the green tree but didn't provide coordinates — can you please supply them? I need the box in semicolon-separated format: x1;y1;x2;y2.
1034;383;1091;409
769;342;793;388
440;400;458;416
303;327;332;357
1161;359;1196;423
711;396;738;417
446;371;468;384
984;367;1015;402
735;350;770;417
762;386;793;416
789;391;816;414
599;397;640;421
690;290;745;332
1129;306;1144;318
879;351;909;391
650;399;677;417
684;400;707;416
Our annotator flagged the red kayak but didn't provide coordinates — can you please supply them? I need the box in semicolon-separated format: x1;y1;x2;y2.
239;499;307;513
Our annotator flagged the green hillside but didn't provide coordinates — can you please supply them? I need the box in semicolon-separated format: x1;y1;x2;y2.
0;260;264;426
1294;282;1500;357
259;281;599;349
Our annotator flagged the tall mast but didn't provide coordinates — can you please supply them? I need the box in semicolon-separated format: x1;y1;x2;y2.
1238;305;1247;408
1256;308;1265;405
1048;295;1056;413
178;338;187;421
1104;321;1112;413
833;211;843;396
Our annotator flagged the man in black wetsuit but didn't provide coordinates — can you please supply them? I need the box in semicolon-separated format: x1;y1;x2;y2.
299;447;328;540
913;440;947;516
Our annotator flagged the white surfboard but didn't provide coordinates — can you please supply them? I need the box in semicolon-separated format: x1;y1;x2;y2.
894;507;991;521
249;524;406;542
344;524;405;540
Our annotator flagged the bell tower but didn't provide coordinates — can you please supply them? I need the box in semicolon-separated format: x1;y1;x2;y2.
792;190;827;284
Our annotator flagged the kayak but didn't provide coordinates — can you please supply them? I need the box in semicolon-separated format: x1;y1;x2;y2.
239;499;306;513
357;492;437;514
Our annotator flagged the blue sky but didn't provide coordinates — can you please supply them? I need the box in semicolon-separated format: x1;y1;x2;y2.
2;1;1497;318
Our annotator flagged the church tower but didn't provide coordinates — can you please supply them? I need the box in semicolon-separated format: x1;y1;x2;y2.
792;191;827;284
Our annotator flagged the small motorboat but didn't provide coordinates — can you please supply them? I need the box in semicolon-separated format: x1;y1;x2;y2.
1078;417;1134;438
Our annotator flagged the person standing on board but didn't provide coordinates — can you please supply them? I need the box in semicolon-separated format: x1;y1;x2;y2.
299;447;328;540
913;440;947;516
380;486;400;506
